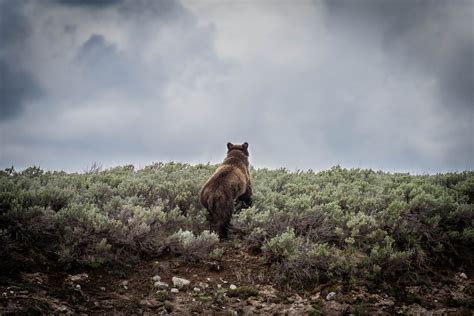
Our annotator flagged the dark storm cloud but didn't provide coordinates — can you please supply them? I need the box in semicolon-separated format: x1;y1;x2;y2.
0;0;472;173
324;0;474;109
0;0;224;171
0;61;41;120
56;0;188;23
75;34;133;89
77;34;117;62
118;0;187;20
0;0;42;120
441;40;474;108
0;0;31;46
325;0;437;35
55;0;122;7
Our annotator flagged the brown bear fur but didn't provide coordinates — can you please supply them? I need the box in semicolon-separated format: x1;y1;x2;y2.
200;142;252;239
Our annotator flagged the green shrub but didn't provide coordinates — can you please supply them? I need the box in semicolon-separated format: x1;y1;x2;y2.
0;164;472;288
263;228;303;262
167;229;219;260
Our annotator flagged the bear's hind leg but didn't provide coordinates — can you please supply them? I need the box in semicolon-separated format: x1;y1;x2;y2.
238;191;252;208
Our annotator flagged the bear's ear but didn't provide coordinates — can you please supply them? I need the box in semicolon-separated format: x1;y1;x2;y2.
227;142;233;150
243;142;248;149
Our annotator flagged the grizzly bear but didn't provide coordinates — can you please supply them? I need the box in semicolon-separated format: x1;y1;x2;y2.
200;142;252;239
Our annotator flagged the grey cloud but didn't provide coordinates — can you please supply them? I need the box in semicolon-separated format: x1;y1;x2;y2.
325;0;438;36
75;34;134;89
0;0;472;173
77;34;117;62
324;0;474;109
55;0;122;7
118;0;187;21
441;40;474;108
0;0;42;120
0;0;31;49
57;0;189;24
0;0;225;171
64;25;77;34
0;61;41;120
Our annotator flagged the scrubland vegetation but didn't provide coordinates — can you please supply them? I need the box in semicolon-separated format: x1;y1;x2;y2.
1;163;472;283
0;163;473;313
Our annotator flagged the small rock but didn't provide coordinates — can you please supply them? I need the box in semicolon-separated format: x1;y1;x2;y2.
140;298;161;308
193;287;200;292
154;281;169;289
2;292;7;297
170;288;179;293
310;292;321;301
406;286;420;295
172;276;190;289
75;284;81;290
57;305;68;312
100;287;106;291
206;277;212;282
219;277;228;284
199;282;209;289
217;284;222;289
122;280;128;290
230;284;237;290
460;272;468;280
326;292;336;301
152;275;161;282
69;273;89;283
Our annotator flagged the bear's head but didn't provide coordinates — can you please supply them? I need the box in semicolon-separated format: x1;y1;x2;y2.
227;142;249;156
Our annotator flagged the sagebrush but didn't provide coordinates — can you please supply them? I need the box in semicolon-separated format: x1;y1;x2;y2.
0;163;472;288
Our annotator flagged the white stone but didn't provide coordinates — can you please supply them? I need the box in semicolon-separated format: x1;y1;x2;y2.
220;277;228;284
100;287;106;291
154;281;169;289
152;275;161;282
230;284;237;290
193;287;201;292
326;292;336;300
58;305;68;312
170;288;179;293
460;272;468;279
75;284;81;290
172;276;190;289
69;273;89;282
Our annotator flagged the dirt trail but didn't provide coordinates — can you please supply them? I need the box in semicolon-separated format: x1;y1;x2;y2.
1;243;472;315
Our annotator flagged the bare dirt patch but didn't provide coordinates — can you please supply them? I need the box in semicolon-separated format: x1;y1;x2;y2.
1;242;472;315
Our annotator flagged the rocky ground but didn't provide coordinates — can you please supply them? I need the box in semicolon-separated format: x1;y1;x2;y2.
1;243;473;315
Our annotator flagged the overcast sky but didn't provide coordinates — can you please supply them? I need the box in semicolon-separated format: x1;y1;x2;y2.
0;0;473;173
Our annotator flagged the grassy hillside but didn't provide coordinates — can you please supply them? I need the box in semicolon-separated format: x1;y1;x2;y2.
0;163;473;313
